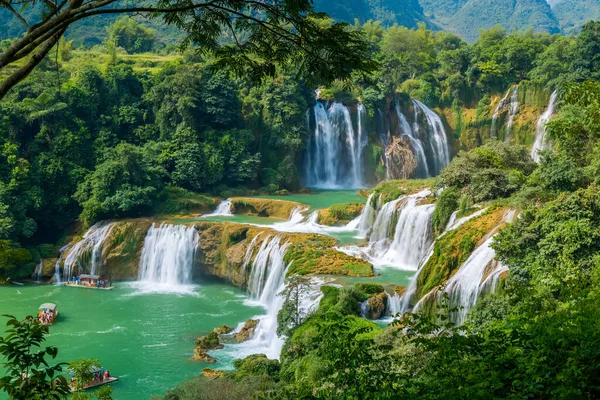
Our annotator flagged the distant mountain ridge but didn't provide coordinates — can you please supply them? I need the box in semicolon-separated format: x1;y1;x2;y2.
0;0;599;44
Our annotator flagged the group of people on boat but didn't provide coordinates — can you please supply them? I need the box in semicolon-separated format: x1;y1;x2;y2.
38;309;55;324
70;275;111;288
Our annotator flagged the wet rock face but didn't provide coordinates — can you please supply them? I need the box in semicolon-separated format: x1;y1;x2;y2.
192;331;223;363
233;319;259;342
386;136;417;179
365;292;388;320
230;197;302;219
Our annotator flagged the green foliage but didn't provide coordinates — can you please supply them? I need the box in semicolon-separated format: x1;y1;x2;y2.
68;358;102;392
277;275;312;337
106;17;156;54
436;141;536;202
232;354;280;380
432;187;459;235
74;143;165;225
0;315;69;400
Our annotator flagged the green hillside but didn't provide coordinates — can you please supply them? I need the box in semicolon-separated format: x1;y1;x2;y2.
551;0;600;33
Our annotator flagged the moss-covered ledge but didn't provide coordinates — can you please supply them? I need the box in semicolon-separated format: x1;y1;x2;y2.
230;197;304;219
317;203;364;226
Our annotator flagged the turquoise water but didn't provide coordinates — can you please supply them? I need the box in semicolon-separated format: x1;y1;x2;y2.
0;281;262;400
250;190;365;210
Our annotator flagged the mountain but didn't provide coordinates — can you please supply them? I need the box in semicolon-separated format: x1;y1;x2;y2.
421;0;560;42
549;0;600;34
312;0;431;28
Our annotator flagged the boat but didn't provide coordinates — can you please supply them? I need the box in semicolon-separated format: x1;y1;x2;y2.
69;366;119;392
65;274;115;290
38;303;58;325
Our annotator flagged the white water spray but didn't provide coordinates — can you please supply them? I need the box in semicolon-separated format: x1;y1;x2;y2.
412;100;451;175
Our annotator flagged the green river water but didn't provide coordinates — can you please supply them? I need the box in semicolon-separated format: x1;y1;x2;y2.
0;190;416;399
0;281;263;400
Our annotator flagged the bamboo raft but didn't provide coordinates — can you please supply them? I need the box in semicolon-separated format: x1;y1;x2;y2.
70;377;119;392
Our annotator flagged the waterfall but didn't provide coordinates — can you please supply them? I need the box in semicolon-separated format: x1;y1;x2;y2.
53;244;69;284
412;100;451;175
271;207;360;235
34;260;43;283
136;223;199;293
357;104;368;177
305;102;365;189
369;190;434;270
505;86;519;140
388;293;404;316
62;222;115;280
340;190;435;270
356;193;378;238
244;236;291;359
377;108;392;180
531;90;558;162
491;88;511;137
395;102;430;177
206;199;233;216
444;237;498;325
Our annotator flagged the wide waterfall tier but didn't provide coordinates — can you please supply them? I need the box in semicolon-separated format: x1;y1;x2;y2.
61;222;115;281
137;223;199;292
342;190;435;270
531;90;559;162
304;102;367;189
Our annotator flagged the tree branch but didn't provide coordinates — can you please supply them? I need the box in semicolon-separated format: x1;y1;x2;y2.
0;27;66;100
1;0;30;29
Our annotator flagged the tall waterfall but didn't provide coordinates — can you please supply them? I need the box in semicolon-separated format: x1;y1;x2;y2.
491;88;511;137
412;100;451;175
244;236;291;359
505;86;519;140
531;90;558;162
206;199;233;216
62;222;115;281
305;102;366;189
137;224;199;293
377;108;392;180
396;102;430;177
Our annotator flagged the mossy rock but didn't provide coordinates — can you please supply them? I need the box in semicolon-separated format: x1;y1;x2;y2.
371;179;435;203
364;292;388;320
101;219;153;280
202;368;223;379
317;203;364;226
41;258;57;278
230;197;303;219
213;325;234;335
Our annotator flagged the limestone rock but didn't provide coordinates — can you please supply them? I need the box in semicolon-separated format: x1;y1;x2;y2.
213;325;234;335
233;319;259;342
386;136;417;179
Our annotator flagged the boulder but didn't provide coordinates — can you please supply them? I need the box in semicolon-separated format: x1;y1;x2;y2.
233;319;259;342
213;324;234;335
364;292;388;320
202;368;223;379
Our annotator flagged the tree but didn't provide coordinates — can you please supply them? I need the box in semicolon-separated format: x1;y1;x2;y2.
68;358;101;392
0;0;378;100
276;275;311;337
0;315;70;400
106;17;156;53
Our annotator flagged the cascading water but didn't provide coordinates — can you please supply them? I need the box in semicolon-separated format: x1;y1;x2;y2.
53;244;69;284
531;90;558;162
339;190;435;270
304;102;366;189
412;100;451;175
244;236;291;359
505;86;519;140
443;236;498;324
356;193;378;238
377;108;392;180
136;223;199;293
396;102;430;177
62;222;115;281
34;260;43;283
206;199;233;216
491;88;511;137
